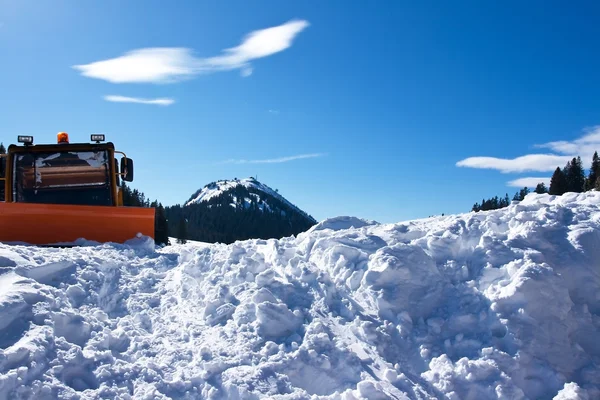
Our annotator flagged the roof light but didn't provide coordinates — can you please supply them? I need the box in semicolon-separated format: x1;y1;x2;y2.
57;132;69;144
91;134;105;143
18;135;34;145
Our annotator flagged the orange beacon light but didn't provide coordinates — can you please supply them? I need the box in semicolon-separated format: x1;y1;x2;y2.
57;132;69;144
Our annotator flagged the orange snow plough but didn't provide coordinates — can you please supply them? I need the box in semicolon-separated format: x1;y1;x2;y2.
0;133;155;245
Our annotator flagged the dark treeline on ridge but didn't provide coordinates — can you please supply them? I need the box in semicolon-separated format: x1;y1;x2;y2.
119;183;169;246
472;152;600;212
120;180;316;247
163;182;317;245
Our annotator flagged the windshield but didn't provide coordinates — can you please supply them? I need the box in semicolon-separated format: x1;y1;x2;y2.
12;150;112;206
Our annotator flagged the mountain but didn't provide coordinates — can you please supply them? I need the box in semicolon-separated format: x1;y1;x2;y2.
165;177;317;244
185;177;314;220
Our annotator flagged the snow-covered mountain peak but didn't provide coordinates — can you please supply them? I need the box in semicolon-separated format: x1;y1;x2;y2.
184;177;315;222
186;177;272;205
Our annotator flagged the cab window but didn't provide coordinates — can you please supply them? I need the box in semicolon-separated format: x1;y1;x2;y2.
13;150;112;206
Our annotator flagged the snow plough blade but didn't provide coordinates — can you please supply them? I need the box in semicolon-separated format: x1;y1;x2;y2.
0;202;155;245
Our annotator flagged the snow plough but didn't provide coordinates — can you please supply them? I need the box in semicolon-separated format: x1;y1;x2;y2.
0;133;155;245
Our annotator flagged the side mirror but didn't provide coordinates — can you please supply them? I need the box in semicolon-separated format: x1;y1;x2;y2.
120;157;134;182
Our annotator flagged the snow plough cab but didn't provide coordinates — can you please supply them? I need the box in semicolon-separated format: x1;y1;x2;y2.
0;133;155;245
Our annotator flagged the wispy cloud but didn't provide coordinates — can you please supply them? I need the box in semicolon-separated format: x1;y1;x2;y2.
534;125;600;156
72;19;309;84
268;109;280;114
456;154;572;173
218;153;326;165
104;95;174;106
507;177;551;188
456;125;600;173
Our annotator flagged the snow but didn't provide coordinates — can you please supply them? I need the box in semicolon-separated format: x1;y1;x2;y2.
1;192;600;399
75;151;108;168
185;178;310;218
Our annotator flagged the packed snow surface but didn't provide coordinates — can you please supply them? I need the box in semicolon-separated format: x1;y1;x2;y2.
1;192;600;399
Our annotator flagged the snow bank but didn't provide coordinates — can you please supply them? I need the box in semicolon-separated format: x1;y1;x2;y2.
0;192;599;399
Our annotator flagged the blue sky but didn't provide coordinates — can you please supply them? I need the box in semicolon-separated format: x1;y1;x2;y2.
2;1;600;223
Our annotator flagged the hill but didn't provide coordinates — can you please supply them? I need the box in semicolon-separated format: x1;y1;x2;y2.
165;177;317;244
0;191;599;398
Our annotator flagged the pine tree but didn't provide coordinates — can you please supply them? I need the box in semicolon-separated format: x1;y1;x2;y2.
561;160;571;191
596;176;600;191
549;167;567;195
0;143;5;154
534;182;548;194
513;187;529;201
154;203;170;246
586;151;600;191
177;217;187;244
565;156;585;193
471;192;513;212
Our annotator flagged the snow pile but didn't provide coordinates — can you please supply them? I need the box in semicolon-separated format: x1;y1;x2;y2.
1;192;599;399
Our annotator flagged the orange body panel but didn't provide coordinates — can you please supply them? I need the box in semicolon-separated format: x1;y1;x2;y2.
0;202;155;245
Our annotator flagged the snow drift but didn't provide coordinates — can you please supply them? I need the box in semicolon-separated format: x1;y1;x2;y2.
0;192;599;399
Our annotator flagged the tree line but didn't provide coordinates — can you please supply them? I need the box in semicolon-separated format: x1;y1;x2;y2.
120;181;317;246
119;183;170;246
163;183;316;245
472;152;600;212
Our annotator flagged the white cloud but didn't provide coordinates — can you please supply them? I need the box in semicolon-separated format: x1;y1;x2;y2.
72;19;309;83
456;125;600;173
75;48;197;84
534;125;600;157
456;154;572;173
104;95;174;106
268;109;280;114
241;66;253;77
507;177;551;188
218;153;326;164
